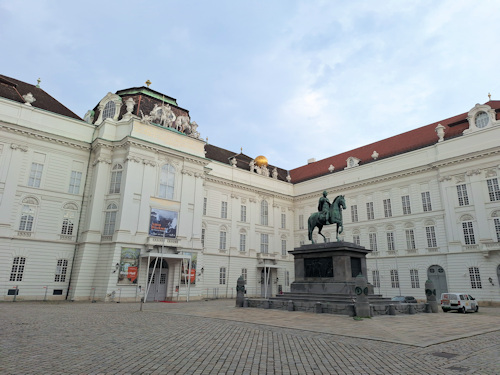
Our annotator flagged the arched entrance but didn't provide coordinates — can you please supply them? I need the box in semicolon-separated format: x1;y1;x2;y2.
427;265;448;298
146;259;168;302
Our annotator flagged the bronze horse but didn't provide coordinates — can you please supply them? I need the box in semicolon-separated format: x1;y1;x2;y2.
308;195;346;243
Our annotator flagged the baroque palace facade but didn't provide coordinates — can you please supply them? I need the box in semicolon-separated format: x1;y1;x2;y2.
1;74;499;304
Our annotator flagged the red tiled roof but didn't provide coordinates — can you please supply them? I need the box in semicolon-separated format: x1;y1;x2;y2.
0;74;82;120
289;101;500;183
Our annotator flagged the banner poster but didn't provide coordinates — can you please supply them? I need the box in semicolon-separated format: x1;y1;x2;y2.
149;209;178;238
181;252;197;285
118;248;140;285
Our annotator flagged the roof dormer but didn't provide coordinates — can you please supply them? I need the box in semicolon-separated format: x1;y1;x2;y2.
464;103;497;134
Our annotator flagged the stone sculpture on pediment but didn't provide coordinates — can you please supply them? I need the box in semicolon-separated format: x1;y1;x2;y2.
272;168;278;179
175;116;190;132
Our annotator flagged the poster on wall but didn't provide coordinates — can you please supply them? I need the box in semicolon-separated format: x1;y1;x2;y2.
149;209;178;238
181;252;197;285
118;248;141;285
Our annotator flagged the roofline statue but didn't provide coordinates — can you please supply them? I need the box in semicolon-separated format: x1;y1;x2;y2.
308;193;345;243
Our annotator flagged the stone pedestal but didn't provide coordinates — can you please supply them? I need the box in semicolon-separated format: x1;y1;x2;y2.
289;241;373;295
425;279;439;313
235;276;245;307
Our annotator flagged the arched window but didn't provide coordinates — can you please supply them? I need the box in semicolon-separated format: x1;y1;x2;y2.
102;101;116;120
61;203;78;235
260;200;268;225
103;203;118;236
19;197;38;231
109;164;123;194
159;164;175;200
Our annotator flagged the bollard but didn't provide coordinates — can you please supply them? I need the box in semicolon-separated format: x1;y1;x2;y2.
388;304;396;315
243;298;249;308
408;304;415;314
315;302;322;314
140;297;144;311
263;300;270;309
287;300;294;311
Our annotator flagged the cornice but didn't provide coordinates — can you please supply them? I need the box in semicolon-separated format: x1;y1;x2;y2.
0;122;91;151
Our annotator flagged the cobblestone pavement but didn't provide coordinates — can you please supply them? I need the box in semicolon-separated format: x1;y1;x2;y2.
1;300;499;375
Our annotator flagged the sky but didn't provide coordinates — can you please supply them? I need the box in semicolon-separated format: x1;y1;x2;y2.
1;1;499;171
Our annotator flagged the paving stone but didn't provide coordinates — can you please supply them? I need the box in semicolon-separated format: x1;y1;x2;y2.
0;300;498;374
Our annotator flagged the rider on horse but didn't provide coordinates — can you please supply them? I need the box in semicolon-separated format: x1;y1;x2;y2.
318;190;330;224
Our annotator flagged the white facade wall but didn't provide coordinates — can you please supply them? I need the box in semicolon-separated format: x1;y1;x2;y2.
0;91;499;304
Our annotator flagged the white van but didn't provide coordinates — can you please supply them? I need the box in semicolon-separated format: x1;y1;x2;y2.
440;293;478;313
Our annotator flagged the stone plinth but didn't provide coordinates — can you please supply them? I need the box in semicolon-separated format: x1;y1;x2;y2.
289;241;373;296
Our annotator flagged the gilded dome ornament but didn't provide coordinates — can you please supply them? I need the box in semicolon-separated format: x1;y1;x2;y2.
254;155;268;167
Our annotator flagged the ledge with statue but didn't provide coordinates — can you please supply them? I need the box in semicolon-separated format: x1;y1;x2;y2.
236;192;439;317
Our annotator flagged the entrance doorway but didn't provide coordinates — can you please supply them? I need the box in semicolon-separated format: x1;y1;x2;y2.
427;265;448;298
146;259;168;302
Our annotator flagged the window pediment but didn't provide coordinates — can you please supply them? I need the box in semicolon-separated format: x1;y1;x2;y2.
345;156;361;169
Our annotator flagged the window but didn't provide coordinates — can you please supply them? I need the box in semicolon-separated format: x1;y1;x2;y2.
386;232;395;251
366;202;374;220
281;239;287;256
299;240;305;246
260;201;268;225
201;228;205;247
240;205;246;222
369;233;377;251
462;221;475;245
457;184;469;206
405;229;416;250
19;204;35;231
219;230;227;250
203;197;207;215
402;195;411;215
410;269;420;288
159;164;175;199
68;171;82;194
219;267;226;285
495;218;500;242
109;164;123;194
390;270;399;288
103;203;118;236
102;101;116;120
61;208;76;235
285;271;290;286
426;226;437;248
260;233;269;254
298;214;304;230
54;259;68;282
487;178;500;201
28;162;43;188
241;268;247;283
383;199;392;218
221;201;228;219
469;267;482;289
10;257;26;281
421;192;432;212
281;213;286;229
239;233;246;252
372;270;380;288
351;205;358;222
353;234;360;246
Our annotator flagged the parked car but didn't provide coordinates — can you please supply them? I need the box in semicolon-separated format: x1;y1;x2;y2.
440;293;478;313
391;296;417;303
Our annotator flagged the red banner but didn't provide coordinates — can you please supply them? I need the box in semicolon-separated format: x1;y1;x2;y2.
128;266;138;283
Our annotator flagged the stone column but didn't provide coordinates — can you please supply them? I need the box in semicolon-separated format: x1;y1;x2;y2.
354;274;371;317
236;276;245;307
425;279;439;313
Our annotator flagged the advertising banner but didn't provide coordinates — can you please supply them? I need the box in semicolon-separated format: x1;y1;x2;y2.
149;208;178;238
181;252;197;285
118;248;140;285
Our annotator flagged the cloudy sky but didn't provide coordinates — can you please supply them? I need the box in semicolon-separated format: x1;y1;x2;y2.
1;1;499;170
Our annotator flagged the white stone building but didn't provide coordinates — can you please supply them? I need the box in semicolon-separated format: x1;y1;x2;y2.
0;74;499;304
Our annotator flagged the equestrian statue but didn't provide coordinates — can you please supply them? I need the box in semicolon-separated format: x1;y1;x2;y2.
308;191;346;243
